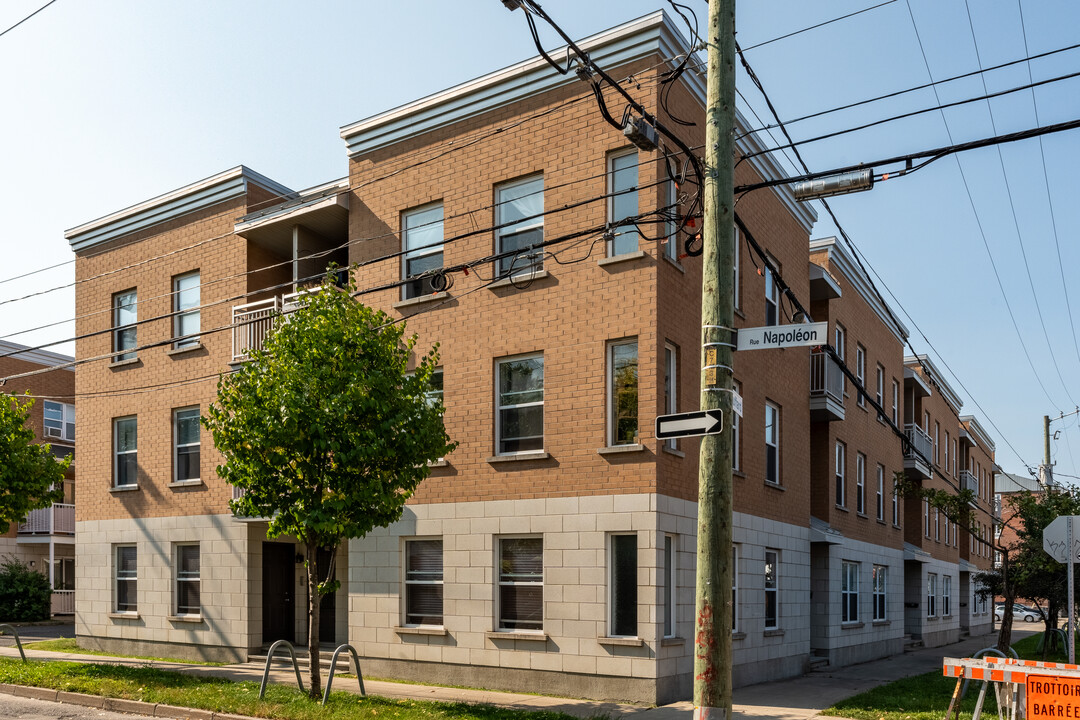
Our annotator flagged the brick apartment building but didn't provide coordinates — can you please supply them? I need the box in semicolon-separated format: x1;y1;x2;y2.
0;340;76;615
63;11;996;704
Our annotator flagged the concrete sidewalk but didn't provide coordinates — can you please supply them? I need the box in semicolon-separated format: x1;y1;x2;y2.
0;628;1023;720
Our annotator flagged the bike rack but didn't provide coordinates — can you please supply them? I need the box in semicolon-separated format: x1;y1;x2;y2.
961;646;1018;699
258;640;305;699
1037;627;1068;654
322;644;365;705
0;625;26;662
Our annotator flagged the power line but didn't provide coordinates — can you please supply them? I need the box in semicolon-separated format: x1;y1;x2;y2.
0;259;73;287
0;0;57;40
741;0;898;52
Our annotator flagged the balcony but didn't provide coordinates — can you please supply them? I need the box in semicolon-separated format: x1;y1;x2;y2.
960;469;978;494
232;297;281;362
903;424;933;479
18;504;74;538
809;349;845;422
51;589;74;615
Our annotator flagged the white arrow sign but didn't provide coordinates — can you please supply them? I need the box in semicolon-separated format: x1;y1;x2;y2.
737;322;828;351
656;410;724;440
1044;515;1080;562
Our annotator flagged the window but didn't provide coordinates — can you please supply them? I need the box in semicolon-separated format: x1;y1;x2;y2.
834;441;846;507
496;355;544;454
835;325;846;395
842;561;859;623
765;402;780;484
875;365;884;419
496;176;544;277
664;178;678;261
43;400;75;443
764;550;778;630
892;475;900;526
876;464;885;521
608;149;639;256
664;344;678;451
609;340;638;446
856;453;866;515
731;379;742;471
872;565;887;621
172;271;200;347
402;203;444;300
173;407;200;482
934;508;940;540
499;537;543;631
923;499;930;537
952;438;957;476
663;535;676;638
609;534;638;637
733;226;741;310
943;575;952;616
115;545;137;613
891;379;899;425
53;558;75;591
732;545;739;631
764;262;779;326
113;417;137;488
113;289;137;361
855;345;866;407
926;573;937;617
934;421;940;465
425;368;444;407
175;545;200;616
944;432;951;475
405;539;443;626
944;513;950;545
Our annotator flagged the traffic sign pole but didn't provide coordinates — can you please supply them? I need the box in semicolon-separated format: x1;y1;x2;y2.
1070;517;1075;664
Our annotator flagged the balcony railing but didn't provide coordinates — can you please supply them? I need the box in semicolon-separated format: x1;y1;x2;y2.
904;424;933;464
51;589;74;615
18;503;74;535
810;350;844;402
960;469;979;493
232;298;281;362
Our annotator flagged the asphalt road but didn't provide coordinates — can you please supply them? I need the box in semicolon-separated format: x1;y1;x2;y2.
0;622;74;647
0;694;155;720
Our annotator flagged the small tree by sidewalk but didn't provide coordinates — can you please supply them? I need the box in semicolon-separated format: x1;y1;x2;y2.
0;556;52;621
0;394;67;534
204;273;455;699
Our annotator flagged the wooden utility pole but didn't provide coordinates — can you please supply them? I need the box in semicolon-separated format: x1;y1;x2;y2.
694;0;736;718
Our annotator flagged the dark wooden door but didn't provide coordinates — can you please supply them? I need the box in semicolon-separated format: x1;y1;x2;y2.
262;543;295;644
317;547;336;643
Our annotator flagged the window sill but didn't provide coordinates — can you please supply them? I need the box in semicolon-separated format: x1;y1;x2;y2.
598;636;644;647
395;626;447;636
166;343;204;357
486;452;550;464
877;519;887;525
661;254;685;273
598;250;647;268
872;620;891;627
109;612;140;620
835;505;848;513
841;622;864;630
857;512;868;519
660;636;685;647
597;444;644;455
732;631;746;641
662;444;685;458
734;308;746;321
109;357;141;369
428;459;448;468
488;269;550;289
168;479;203;489
109;485;140;494
764;481;784;491
732;469;746;479
167;615;204;623
393;292;449;310
486;631;548;641
763;628;784;638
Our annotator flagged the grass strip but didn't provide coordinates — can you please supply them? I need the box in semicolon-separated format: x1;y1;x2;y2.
21;638;226;666
0;658;588;720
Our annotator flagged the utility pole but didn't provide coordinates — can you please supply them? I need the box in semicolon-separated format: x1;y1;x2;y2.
1041;414;1054;487
695;0;735;718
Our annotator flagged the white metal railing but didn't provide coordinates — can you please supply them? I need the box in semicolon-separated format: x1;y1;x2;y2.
904;424;933;464
809;349;844;404
51;590;74;615
232;485;246;500
960;469;979;494
232;298;281;362
18;503;75;535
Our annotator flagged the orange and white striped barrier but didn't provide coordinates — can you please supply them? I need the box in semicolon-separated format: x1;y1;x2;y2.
943;656;1080;720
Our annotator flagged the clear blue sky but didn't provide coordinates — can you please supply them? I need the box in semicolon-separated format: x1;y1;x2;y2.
1;0;1078;481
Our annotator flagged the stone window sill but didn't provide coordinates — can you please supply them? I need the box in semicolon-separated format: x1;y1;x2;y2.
842;622;865;630
764;628;784;638
428;459;448;468
598;250;647;267
598;636;644;647
393;292;449;311
168;480;203;489
733;469;746;478
486;631;548;641
597;444;644;455
109;612;140;620
109;357;140;369
764;481;785;491
488;269;550;289
395;626;447;636
109;485;140;494
167;615;204;623
661;254;685;273
486;452;550;464
732;631;747;641
166;343;204;357
835;505;849;513
660;636;685;646
662;444;685;458
872;620;891;627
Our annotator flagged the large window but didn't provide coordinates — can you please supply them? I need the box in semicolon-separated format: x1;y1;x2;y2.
175;544;200;616
173;407;200;482
113;417;137;488
664;344;678;451
834;441;846;507
496;176;544;277
113;289;138;361
856;453;866;515
609;340;638;446
876;464;885;521
943;575;952;617
875;365;884;417
764;263;778;326
43;400;75;443
892;475;900;525
496;355;544;454
402;204;444;300
664;179;678;261
944;431;951;474
498;537;543;631
405;539;443;626
115;545;137;613
172;271;200;347
926;573;937;617
764;549;778;630
608;149;639;256
842;561;859;623
855;345;866;407
835;324;846;395
934;421;940;465
765;402;780;484
609;534;638;637
872;565;887;621
663;534;676;638
891;379;899;425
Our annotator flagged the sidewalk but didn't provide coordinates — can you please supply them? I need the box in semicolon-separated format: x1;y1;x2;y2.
0;629;1019;720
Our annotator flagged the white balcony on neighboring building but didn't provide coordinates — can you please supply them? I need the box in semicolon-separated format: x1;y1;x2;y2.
232;297;282;362
17;503;75;542
903;424;933;479
51;589;74;615
809;349;845;422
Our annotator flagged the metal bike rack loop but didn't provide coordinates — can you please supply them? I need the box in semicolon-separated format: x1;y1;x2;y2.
0;625;26;662
322;643;365;705
258;640;305;699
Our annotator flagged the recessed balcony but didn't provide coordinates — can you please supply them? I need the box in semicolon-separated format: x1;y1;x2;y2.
810;349;844;422
903;424;933;478
17;503;75;540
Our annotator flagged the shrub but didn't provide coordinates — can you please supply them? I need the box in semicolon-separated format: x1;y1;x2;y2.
0;556;52;622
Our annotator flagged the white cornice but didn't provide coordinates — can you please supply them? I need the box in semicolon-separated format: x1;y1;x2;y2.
959;414;996;453
0;340;74;370
809;237;907;342
904;354;963;415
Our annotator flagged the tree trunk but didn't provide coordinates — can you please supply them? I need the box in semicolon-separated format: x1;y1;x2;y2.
997;554;1014;654
306;539;321;700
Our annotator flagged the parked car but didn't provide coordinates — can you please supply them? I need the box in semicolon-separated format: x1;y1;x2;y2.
994;603;1044;622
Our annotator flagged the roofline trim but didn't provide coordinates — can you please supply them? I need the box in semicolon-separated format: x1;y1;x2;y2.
0;340;74;369
809;237;908;342
904;354;964;415
959;414;996;453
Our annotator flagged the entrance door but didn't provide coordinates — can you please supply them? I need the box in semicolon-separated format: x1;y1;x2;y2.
317;547;336;643
262;543;295;644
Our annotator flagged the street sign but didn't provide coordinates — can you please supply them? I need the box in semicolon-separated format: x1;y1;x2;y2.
1043;515;1080;562
656;409;724;440
736;322;828;351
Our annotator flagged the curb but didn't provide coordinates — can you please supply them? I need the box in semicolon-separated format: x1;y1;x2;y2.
0;682;262;720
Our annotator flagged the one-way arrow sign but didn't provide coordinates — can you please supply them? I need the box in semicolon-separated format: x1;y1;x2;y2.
655;409;724;440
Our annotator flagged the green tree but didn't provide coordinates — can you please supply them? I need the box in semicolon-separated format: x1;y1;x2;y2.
203;274;455;699
0;394;67;535
0;556;53;621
